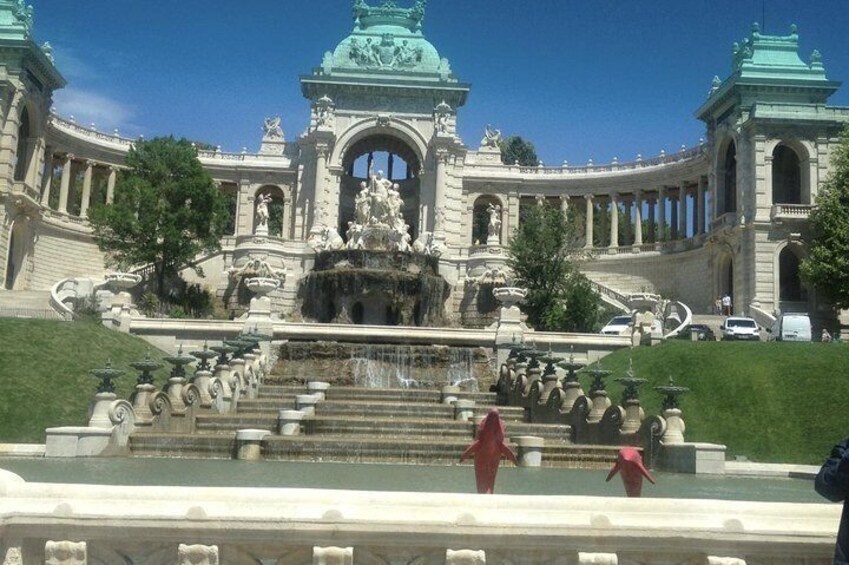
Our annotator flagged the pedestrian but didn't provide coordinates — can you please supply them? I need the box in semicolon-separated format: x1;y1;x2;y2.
714;297;722;315
721;294;732;316
823;328;833;343
815;436;849;564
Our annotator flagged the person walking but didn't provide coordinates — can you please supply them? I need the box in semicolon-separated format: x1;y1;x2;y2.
815;436;849;564
721;294;732;316
714;297;722;315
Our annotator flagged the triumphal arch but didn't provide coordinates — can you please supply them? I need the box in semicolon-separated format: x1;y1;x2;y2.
1;0;848;331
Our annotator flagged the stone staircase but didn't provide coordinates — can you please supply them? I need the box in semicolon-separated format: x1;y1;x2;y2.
583;271;656;296
129;384;621;468
0;290;62;320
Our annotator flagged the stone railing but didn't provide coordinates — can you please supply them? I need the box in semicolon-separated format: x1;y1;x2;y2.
770;203;814;221
469;144;708;176
663;300;693;338
710;212;737;232
586;280;629;312
0;468;838;563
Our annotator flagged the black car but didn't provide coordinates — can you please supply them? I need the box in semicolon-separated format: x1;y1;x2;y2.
675;323;717;341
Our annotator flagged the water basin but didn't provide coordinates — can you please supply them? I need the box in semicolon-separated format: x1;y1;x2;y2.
0;457;820;503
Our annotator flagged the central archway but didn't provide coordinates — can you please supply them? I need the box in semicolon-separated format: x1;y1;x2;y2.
339;134;422;243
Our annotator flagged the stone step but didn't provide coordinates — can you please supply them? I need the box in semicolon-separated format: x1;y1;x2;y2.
259;385;498;405
0;290;62;319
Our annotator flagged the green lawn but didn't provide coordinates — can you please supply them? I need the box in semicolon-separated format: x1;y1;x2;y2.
0;319;168;443
590;340;849;465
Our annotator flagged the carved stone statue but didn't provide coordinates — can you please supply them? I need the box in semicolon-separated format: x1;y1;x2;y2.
308;226;345;252
177;544;219;565
44;541;86;565
413;231;445;257
433;100;453;135
345;169;411;252
262;116;284;140
485;203;502;245
481;124;502;148
314;95;335;129
254;193;272;235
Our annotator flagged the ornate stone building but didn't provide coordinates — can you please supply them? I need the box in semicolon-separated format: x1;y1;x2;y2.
1;1;847;329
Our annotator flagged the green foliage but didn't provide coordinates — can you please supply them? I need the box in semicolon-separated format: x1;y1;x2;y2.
88;137;230;300
801;125;849;308
499;136;539;167
593;340;849;464
507;203;601;331
139;292;158;317
0;319;167;442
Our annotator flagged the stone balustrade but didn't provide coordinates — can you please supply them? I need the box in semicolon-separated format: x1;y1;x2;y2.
0;467;837;563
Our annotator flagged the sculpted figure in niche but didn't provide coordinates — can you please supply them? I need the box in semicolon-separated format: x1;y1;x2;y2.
255;193;272;230
486;203;502;245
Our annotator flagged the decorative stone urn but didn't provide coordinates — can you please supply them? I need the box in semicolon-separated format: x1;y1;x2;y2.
244;276;280;322
493;287;528;367
104;272;142;319
493;286;528;313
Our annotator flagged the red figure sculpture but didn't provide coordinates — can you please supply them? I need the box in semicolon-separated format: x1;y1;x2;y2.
460;408;519;494
606;447;656;497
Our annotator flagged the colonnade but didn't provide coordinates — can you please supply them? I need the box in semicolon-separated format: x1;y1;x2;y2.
578;177;709;250
39;151;118;216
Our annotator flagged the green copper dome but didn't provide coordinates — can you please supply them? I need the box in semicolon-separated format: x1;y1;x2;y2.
320;0;455;81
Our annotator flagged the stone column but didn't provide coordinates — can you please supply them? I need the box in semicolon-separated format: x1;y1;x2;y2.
313;145;329;228
80;159;94;217
697;176;707;235
282;196;293;239
633;191;643;246
657;186;666;242
647;194;655;242
57;153;73;214
623;196;632;246
434;149;449;233
670;189;678;240
106;166;118;204
26;137;43;189
678;182;688;239
583;194;594;249
608;193;618;249
560;194;569;216
40;149;54;206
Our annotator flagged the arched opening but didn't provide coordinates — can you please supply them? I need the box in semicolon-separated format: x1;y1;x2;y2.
13;108;30;182
219;183;238;236
779;246;807;303
717;253;734;308
720;141;737;214
351;302;364;325
772;145;802;204
254;185;286;237
471;195;502;245
339;135;421;243
4;219;30;290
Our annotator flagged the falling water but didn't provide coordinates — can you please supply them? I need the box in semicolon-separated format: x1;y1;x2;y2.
348;344;478;390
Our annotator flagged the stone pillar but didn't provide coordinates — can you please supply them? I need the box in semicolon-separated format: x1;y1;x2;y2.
45;540;87;565
106;166;118;204
584;194;594;248
697;176;707;235
282;196;293;239
313;146;328;228
657;186;666;242
79;160;94;217
278;409;305;435
633;191;643;247
313;546;354;565
177;544;218;565
235;429;269;460
434;149;449;233
514;435;544;467
560;194;569;216
608;193;618;249
669;190;678;240
623;197;632;246
647;194;655;243
40;150;54;206
446;549;486;565
58;153;73;214
678;183;688;239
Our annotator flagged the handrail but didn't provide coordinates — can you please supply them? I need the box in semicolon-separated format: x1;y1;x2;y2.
748;302;777;329
586;280;629;313
49;278;79;321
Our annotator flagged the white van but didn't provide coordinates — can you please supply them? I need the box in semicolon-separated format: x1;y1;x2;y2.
768;314;812;342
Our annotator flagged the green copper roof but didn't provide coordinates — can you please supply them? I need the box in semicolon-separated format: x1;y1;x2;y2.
0;0;32;41
314;0;457;83
697;23;840;121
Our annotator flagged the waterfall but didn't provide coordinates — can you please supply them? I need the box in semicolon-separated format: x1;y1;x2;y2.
348;344;478;390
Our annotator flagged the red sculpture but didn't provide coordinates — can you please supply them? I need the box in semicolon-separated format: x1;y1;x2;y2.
606;447;656;497
460;408;518;494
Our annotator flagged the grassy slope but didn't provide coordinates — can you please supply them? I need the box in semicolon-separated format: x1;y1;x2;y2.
593;340;849;465
0;319;167;443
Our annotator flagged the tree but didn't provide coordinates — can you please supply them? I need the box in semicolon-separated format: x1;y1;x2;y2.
89;137;230;299
800;126;849;308
499;136;539;166
507;202;602;332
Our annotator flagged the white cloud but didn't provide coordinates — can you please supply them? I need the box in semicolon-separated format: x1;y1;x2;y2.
52;88;137;133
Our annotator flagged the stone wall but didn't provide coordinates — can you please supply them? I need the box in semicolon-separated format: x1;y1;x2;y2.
28;219;106;290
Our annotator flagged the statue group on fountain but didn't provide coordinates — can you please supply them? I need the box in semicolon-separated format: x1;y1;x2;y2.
346;168;411;252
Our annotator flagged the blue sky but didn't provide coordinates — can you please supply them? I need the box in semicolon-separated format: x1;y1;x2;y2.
31;0;849;166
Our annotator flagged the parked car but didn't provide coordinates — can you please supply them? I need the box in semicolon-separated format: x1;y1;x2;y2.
674;323;716;341
600;315;632;336
767;313;812;342
721;317;761;341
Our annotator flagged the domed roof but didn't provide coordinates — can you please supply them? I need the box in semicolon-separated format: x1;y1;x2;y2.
321;1;453;80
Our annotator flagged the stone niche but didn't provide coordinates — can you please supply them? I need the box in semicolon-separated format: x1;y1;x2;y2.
299;249;449;327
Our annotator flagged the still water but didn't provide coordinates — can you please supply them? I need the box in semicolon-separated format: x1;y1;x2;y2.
0;457;821;503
